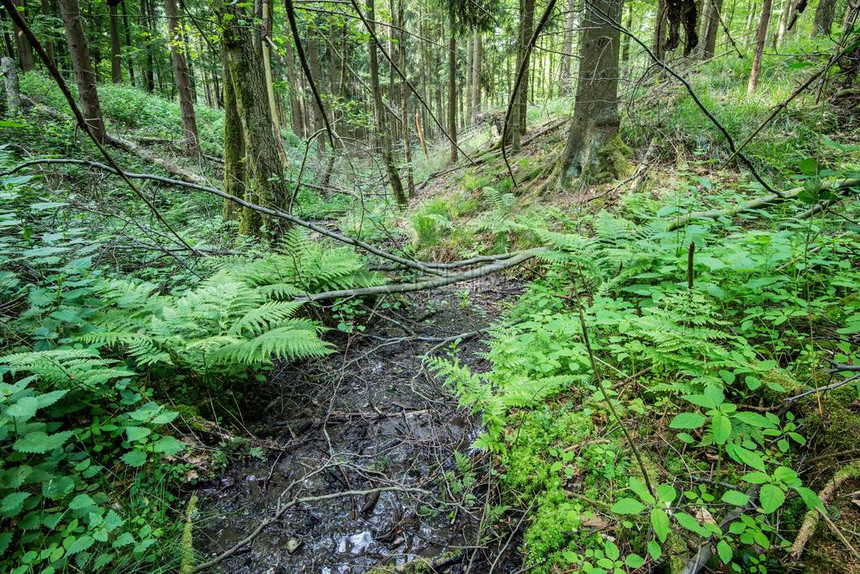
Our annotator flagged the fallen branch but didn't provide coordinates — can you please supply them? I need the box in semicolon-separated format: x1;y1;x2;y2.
789;462;860;561
3;158;538;277
786;373;860;403
294;248;545;302
666;178;860;231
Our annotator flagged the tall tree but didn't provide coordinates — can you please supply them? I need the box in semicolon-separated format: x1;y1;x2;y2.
511;0;535;150
560;0;575;94
141;0;154;91
221;51;247;224
120;0;135;85
367;0;407;206
222;0;290;233
12;0;33;71
447;22;457;163
58;0;106;143
812;0;837;35
165;0;199;154
109;0;122;83
472;31;482;118
748;0;772;93
261;0;285;165
399;0;415;197
561;0;622;179
700;0;723;58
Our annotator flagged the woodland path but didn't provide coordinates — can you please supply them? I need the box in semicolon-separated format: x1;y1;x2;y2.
194;276;524;573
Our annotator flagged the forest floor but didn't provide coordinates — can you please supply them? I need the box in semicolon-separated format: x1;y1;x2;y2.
194;275;524;573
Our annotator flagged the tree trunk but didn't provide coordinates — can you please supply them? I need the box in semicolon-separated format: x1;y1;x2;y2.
1;10;14;62
512;0;534;149
306;36;326;155
221;51;247;223
261;0;285;165
399;0;414;197
109;0;122;83
621;0;633;64
653;0;668;59
561;0;622;179
812;0;837;35
284;38;304;137
473;32;482;117
748;0;772;93
12;0;33;71
700;0;723;58
367;0;407;206
447;30;457;164
2;56;20;115
39;0;54;63
165;0;199;155
120;0;135;86
465;33;473;124
141;0;154;91
58;0;106;143
222;1;290;234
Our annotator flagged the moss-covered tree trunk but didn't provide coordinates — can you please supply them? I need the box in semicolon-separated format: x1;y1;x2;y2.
221;51;247;225
367;0;407;206
560;0;622;179
222;3;290;234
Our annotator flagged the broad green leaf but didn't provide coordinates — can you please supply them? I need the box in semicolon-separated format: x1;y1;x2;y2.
721;490;750;506
125;426;152;442
629;478;655;505
759;484;786;513
0;532;11;558
742;471;771;484
651;508;670;542
656;484;677;504
611;498;645;515
675;512;710;537
69;493;96;510
717;539;733;564
64;535;94;556
733;411;776;429
625;554;645;569
712;414;732;444
727;444;765;471
670;412;705;429
121;450;147;468
13;431;73;454
153;436;184;455
792;486;822;510
647;540;662;560
5;397;39;420
605;541;620;560
0;492;30;516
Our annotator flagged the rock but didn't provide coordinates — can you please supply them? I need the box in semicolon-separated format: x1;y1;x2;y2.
286;537;302;554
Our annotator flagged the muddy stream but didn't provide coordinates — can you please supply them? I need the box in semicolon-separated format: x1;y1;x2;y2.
194;277;523;573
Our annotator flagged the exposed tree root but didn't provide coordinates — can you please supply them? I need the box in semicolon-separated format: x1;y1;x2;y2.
789;462;860;562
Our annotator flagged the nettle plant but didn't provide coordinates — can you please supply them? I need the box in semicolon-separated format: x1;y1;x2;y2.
0;350;184;573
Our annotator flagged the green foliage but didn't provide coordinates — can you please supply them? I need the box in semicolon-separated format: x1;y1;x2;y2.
432;194;859;570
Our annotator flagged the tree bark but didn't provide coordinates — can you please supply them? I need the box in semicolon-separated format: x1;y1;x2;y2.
284;38;304;137
654;0;668;59
560;0;622;179
2;55;20;115
261;0;285;165
473;32;482;119
699;0;723;58
109;0;122;83
222;0;290;233
120;0;135;86
306;36;326;154
812;0;837;35
398;0;414;197
141;0;154;92
11;0;33;71
511;0;534;149
621;0;633;64
58;0;106;143
560;0;575;94
367;0;407;206
447;30;457;164
165;0;199;155
221;51;246;224
39;0;54;63
747;0;772;93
